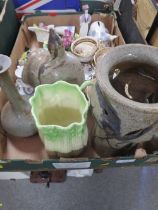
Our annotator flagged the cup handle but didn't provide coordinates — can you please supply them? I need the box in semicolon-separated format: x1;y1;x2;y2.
80;80;94;91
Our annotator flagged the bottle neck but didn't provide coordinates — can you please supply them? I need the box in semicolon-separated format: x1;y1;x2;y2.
0;71;29;114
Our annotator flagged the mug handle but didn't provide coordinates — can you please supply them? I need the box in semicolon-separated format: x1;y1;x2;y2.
80;80;94;91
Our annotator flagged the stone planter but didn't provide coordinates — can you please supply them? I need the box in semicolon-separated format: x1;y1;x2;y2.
90;44;158;156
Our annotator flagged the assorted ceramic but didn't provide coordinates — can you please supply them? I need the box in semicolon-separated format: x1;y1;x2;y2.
89;44;158;156
71;37;98;62
15;79;34;96
30;80;92;156
93;47;111;66
28;24;75;43
3;16;157;159
88;21;118;46
22;29;84;87
79;4;91;37
0;54;36;137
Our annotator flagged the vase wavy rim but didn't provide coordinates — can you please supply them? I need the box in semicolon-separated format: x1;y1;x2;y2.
29;80;89;129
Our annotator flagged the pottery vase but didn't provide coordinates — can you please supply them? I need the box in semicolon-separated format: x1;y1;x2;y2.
90;44;158;156
22;29;84;87
30;80;92;157
0;54;37;137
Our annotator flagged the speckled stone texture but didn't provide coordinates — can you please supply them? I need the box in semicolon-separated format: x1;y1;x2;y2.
90;44;158;156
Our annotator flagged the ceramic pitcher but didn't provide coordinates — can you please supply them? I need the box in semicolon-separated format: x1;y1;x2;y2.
30;80;92;156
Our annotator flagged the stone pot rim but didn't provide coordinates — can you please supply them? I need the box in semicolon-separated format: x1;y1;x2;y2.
96;44;158;113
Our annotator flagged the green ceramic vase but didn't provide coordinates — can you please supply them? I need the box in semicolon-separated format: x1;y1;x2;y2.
30;80;92;156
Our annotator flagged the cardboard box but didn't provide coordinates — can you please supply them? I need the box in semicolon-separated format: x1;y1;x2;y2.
134;0;157;39
2;14;156;172
150;27;158;47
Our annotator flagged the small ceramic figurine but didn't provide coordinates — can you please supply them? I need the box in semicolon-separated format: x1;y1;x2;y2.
79;4;91;37
22;29;84;87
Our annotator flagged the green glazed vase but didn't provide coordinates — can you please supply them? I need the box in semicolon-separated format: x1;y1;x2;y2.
30;80;92;156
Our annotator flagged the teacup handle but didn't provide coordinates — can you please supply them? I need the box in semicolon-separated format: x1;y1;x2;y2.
80;80;94;91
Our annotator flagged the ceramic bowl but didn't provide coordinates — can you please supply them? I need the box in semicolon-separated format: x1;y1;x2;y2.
93;47;111;65
71;37;98;62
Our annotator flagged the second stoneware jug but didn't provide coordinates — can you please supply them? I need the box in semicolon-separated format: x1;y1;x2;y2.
89;44;158;156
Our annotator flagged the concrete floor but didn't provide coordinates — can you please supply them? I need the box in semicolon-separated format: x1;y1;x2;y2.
0;167;158;210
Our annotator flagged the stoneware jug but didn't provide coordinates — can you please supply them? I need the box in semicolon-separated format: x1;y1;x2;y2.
90;44;158;156
22;29;84;87
0;54;36;137
30;80;92;157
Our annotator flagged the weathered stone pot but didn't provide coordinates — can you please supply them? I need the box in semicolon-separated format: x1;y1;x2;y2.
90;44;158;156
